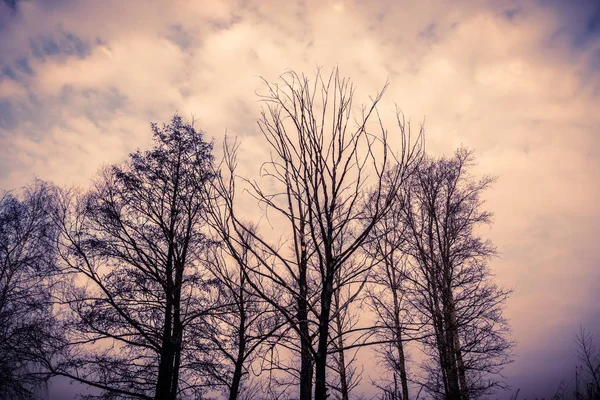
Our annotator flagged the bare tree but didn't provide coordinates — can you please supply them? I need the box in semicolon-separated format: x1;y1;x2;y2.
209;67;423;400
51;115;218;400
205;91;312;400
575;327;600;400
0;180;58;400
402;148;513;400
363;168;416;400
194;228;284;400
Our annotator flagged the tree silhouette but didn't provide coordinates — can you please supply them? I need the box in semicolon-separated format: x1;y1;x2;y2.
0;181;58;400
402;148;513;400
210;67;423;400
575;327;600;400
51;115;217;400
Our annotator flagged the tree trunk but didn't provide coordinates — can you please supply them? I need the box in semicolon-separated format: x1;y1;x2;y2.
229;283;247;400
298;266;313;400
442;258;464;400
390;260;409;400
300;326;314;400
158;162;181;400
449;298;468;400
296;237;314;400
156;251;175;400
314;353;327;400
314;274;334;400
427;264;456;400
229;359;245;400
444;335;461;400
432;314;451;400
334;290;349;400
155;293;174;400
169;262;184;400
393;307;409;400
443;299;461;400
170;339;181;400
336;344;349;400
455;336;468;400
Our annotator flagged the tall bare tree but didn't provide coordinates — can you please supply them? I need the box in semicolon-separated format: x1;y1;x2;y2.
363;186;414;400
210;68;423;400
402;148;513;400
0;181;58;400
51;115;218;400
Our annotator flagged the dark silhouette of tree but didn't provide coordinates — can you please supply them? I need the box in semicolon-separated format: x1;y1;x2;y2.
575;327;600;400
362;165;421;400
210;67;423;400
194;227;284;400
0;71;523;400
51;115;218;400
402;148;513;400
0;180;58;400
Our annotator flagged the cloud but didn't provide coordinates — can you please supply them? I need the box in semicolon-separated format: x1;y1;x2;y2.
0;0;599;398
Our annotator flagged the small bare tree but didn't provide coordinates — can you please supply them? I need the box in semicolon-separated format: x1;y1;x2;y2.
575;327;600;400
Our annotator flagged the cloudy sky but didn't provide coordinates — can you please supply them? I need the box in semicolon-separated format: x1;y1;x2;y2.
1;0;599;398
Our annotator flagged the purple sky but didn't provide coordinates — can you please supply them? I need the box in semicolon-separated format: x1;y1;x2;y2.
1;0;599;398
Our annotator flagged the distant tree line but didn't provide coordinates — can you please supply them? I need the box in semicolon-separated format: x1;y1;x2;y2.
0;68;515;400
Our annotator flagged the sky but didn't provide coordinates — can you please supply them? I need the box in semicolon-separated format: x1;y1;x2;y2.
1;0;599;398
